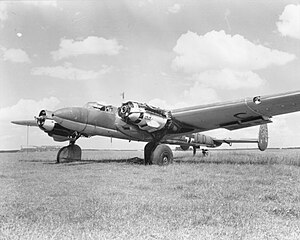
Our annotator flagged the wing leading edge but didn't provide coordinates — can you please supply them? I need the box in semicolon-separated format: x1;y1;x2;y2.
172;91;300;132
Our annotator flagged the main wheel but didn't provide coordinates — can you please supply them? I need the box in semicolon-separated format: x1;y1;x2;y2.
151;144;173;166
56;144;82;163
144;142;158;165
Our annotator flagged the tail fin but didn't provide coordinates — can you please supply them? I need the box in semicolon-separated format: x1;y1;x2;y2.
258;124;268;151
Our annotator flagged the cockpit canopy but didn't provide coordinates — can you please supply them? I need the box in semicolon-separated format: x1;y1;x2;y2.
83;102;114;112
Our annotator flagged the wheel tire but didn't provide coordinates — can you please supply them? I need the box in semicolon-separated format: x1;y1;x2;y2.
151;144;173;166
56;144;82;163
144;142;158;165
56;146;68;163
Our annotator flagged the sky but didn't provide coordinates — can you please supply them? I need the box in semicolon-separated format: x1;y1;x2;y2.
0;0;300;150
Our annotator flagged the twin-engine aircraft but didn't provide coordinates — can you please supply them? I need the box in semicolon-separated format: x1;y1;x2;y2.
12;91;300;165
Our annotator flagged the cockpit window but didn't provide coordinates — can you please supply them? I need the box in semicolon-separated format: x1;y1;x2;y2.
83;102;114;112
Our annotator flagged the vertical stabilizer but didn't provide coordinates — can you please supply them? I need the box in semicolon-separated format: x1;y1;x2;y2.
258;124;268;151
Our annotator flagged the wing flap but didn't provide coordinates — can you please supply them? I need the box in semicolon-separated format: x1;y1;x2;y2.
220;116;272;130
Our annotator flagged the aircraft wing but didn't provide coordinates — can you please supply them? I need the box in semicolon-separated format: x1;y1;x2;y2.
172;91;300;131
11;120;38;127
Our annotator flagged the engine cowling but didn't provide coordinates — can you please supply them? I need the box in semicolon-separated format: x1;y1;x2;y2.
36;110;54;131
118;101;170;133
37;109;75;142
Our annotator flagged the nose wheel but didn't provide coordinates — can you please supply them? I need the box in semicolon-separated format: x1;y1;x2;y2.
56;143;82;163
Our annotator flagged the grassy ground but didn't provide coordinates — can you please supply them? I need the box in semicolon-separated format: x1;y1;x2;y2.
1;149;300;239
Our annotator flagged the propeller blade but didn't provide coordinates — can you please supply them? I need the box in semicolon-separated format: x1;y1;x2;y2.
11;120;38;127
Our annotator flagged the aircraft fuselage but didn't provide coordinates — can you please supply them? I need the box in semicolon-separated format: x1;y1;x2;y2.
52;106;152;142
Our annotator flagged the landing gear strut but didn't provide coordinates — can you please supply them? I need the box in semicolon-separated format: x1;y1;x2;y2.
56;143;82;163
144;142;173;166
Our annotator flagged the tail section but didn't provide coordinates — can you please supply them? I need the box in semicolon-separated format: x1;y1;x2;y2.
258;124;268;151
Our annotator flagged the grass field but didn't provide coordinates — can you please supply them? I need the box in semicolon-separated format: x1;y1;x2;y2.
1;149;300;239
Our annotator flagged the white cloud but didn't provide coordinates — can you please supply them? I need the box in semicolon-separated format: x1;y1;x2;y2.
51;36;123;60
1;46;31;63
149;98;174;110
168;3;182;14
194;69;264;90
31;63;112;80
0;97;60;121
277;4;300;39
183;83;220;105
149;83;221;112
172;30;296;73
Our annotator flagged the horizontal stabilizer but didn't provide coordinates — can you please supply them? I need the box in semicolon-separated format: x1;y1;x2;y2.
11;120;37;127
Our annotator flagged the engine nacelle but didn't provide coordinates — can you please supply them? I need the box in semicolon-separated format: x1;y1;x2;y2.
37;110;55;131
118;101;170;133
41;119;55;131
37;109;76;142
52;134;73;142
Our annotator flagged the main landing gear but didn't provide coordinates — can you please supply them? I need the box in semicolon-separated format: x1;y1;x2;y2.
144;142;173;166
56;142;82;163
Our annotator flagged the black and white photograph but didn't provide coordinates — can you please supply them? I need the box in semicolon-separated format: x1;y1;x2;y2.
1;0;300;239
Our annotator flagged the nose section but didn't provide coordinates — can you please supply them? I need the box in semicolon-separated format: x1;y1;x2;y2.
53;107;88;124
52;107;89;133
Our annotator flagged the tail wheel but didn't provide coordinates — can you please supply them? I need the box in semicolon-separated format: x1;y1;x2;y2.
258;124;268;151
151;144;173;166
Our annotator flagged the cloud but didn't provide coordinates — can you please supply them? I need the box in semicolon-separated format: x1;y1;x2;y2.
31;63;112;80
183;83;220;106
148;98;187;110
51;36;123;60
0;97;60;121
149;83;220;111
0;46;31;63
168;3;182;14
194;69;264;90
172;30;296;73
148;98;171;109
277;4;300;40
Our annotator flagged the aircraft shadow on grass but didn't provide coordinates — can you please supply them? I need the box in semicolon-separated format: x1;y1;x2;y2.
21;157;272;166
50;157;145;166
